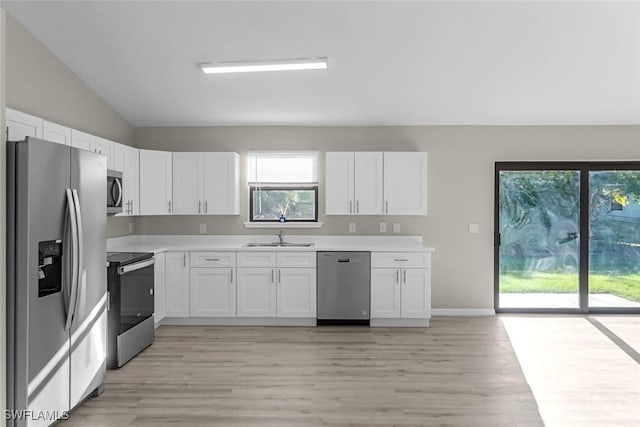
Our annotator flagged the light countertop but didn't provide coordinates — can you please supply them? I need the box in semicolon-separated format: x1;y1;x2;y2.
107;235;435;254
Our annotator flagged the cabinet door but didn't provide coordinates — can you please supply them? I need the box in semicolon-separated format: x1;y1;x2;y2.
114;143;140;216
43;121;71;146
172;152;203;214
400;269;431;318
384;152;428;215
164;252;190;317
236;268;276;317
6;108;43;140
354;152;383;214
140;149;173;215
70;129;94;151
92;136;115;170
203;152;240;214
277;268;316;318
154;252;166;326
371;269;401;318
325;152;354;215
190;268;236;317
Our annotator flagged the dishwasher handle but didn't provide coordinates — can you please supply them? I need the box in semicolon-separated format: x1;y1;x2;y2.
337;259;351;263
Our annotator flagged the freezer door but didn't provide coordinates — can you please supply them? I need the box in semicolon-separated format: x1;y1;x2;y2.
69;148;107;408
7;138;71;427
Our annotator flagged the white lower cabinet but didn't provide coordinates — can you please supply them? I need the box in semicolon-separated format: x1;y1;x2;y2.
277;268;316;318
236;268;277;317
190;268;236;317
164;251;190;317
153;252;166;326
371;252;431;325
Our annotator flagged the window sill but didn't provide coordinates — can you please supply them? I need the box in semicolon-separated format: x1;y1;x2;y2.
243;222;323;229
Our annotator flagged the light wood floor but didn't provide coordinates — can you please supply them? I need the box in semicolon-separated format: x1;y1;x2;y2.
60;316;638;426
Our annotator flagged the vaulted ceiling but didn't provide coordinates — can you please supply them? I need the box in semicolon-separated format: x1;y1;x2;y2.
5;1;640;126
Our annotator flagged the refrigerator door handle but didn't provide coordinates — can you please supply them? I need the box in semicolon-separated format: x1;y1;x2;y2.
113;177;123;207
71;189;84;326
64;189;79;331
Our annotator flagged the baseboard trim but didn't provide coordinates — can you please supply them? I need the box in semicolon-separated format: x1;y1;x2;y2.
160;317;317;326
370;318;430;327
431;309;496;316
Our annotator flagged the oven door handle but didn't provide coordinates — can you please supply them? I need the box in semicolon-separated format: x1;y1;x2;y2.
118;258;156;275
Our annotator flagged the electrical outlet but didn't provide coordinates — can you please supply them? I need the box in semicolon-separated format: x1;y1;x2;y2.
128;222;133;234
379;222;387;233
349;223;357;233
200;223;206;234
469;223;480;234
393;223;401;233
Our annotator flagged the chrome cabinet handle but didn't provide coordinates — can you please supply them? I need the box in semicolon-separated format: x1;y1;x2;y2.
230;269;234;283
278;269;281;283
271;269;274;283
183;253;187;267
396;269;399;284
349;200;353;214
198;200;201;214
385;201;389;214
205;258;220;261
394;259;409;262
403;269;406;284
356;200;359;213
205;200;208;213
168;200;172;213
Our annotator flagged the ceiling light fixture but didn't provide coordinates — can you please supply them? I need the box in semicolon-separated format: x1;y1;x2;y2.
199;57;328;74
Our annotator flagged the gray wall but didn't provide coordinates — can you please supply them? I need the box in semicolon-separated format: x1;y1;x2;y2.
135;125;640;310
5;15;136;238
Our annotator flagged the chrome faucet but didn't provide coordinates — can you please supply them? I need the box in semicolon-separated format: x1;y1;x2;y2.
276;230;285;244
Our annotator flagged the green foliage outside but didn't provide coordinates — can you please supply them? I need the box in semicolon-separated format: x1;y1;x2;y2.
501;273;640;302
499;169;640;303
252;188;316;220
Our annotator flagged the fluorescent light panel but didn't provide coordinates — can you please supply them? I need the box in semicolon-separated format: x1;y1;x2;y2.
200;58;328;74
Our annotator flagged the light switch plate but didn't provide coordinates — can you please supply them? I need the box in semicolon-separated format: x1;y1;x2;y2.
349;223;356;233
200;223;207;234
469;223;480;234
393;223;401;233
379;222;387;233
128;222;133;234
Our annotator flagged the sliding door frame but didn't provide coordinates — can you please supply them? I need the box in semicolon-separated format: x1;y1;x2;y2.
495;161;640;314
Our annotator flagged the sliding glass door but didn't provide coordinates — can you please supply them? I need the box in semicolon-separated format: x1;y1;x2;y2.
589;169;640;309
496;162;640;313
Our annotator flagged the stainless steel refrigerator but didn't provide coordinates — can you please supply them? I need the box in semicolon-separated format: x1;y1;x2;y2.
7;137;107;427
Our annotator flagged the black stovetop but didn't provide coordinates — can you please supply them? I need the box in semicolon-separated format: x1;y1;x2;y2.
107;252;154;267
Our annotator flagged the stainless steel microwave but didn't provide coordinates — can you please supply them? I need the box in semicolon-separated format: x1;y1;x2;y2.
107;170;123;215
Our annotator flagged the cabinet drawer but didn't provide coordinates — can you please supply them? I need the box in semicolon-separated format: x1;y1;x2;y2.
277;252;316;268
371;252;430;269
237;251;277;268
190;252;236;268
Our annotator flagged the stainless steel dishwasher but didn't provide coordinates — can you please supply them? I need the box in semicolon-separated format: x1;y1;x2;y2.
317;251;370;325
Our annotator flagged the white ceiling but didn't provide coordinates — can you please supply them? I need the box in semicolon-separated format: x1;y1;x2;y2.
4;1;640;127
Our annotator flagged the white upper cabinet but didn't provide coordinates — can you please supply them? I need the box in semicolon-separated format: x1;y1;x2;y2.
325;152;355;215
172;152;204;215
354;152;384;214
43;121;71;146
325;152;383;215
92;136;115;170
70;129;94;151
384;152;428;215
203;152;240;214
6;108;43;140
139;149;173;215
173;152;239;215
326;151;427;216
114;142;140;216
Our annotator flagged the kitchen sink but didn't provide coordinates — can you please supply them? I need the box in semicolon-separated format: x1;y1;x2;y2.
243;242;314;248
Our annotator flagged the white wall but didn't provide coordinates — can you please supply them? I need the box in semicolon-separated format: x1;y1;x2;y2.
134;125;640;310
